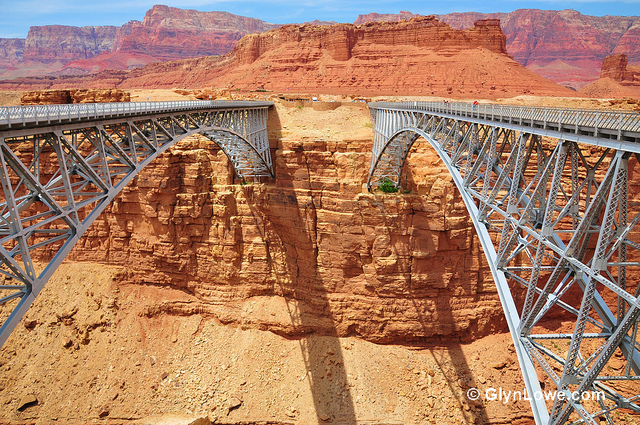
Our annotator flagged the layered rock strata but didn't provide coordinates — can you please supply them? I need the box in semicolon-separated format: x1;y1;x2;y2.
20;88;130;104
601;53;640;83
579;53;640;99
116;17;573;98
47;102;504;344
357;9;640;89
0;5;280;78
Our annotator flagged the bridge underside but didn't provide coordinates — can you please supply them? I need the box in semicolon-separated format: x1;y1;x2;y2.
0;106;272;346
370;108;640;424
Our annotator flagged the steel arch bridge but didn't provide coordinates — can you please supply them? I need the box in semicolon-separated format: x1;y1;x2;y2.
368;101;640;425
0;100;273;347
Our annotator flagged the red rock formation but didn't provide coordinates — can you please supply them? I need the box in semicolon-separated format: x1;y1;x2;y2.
22;25;118;63
113;5;279;61
115;17;570;98
601;53;640;82
0;6;280;78
20;88;130;104
0;17;574;99
354;11;419;25
0;38;24;63
579;53;640;99
357;9;640;90
0;38;25;79
58;109;503;344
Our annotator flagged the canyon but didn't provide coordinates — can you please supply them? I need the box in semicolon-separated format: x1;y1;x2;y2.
1;6;640;90
0;100;544;425
0;17;575;99
0;5;279;79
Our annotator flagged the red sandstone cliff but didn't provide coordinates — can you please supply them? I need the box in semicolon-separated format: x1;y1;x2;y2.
113;17;571;98
579;53;640;99
0;5;280;77
2;6;639;91
357;9;640;90
20;88;130;104
53;102;502;344
22;25;118;63
601;53;640;82
113;5;279;61
0;17;573;98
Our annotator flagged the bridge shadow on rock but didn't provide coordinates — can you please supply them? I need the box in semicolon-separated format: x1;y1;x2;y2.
244;183;358;424
401;139;515;424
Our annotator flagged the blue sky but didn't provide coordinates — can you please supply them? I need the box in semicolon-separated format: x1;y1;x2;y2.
0;0;639;38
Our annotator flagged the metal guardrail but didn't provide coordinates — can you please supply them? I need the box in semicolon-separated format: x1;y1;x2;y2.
370;101;640;141
0;100;274;129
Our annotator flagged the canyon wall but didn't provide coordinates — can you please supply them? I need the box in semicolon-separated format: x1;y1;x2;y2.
46;102;502;344
20;88;130;104
0;5;280;78
113;5;280;62
0;101;528;425
601;53;640;82
109;17;571;98
22;25;118;63
357;9;640;89
2;5;640;92
579;53;640;99
0;17;574;98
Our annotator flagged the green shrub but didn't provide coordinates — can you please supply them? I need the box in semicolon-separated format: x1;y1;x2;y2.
379;178;399;193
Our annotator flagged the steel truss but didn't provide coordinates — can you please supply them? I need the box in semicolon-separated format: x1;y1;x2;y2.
368;101;640;425
0;100;273;346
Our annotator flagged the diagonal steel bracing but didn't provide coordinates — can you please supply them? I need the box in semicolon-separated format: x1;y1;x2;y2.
0;100;273;347
368;101;640;425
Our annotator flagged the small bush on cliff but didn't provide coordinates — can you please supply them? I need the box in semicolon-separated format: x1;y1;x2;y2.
379;178;399;193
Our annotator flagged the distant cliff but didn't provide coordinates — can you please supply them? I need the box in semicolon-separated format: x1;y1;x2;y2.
579;53;640;99
112;17;570;99
356;9;640;89
0;17;574;99
0;5;279;78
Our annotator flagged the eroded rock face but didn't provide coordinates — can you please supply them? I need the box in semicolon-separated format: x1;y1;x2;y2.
22;25;118;63
109;17;571;98
601;53;640;82
57;104;504;345
235;16;506;66
0;38;25;63
20;88;130;104
0;5;280;78
358;9;640;90
114;5;280;61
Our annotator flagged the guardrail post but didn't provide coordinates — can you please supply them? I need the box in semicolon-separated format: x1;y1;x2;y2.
618;113;622;140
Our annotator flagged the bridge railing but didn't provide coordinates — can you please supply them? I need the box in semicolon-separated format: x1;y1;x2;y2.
370;101;640;139
0;100;273;129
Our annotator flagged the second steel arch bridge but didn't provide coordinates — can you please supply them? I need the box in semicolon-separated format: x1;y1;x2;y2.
368;100;640;425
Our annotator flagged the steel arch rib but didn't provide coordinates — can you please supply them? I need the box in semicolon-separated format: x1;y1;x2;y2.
372;126;550;424
0;103;273;347
368;102;640;425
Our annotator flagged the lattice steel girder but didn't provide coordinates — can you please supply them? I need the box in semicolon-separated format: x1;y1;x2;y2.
368;102;640;425
0;101;273;347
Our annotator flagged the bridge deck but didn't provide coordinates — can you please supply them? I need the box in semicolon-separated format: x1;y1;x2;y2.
370;101;640;146
0;100;274;131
